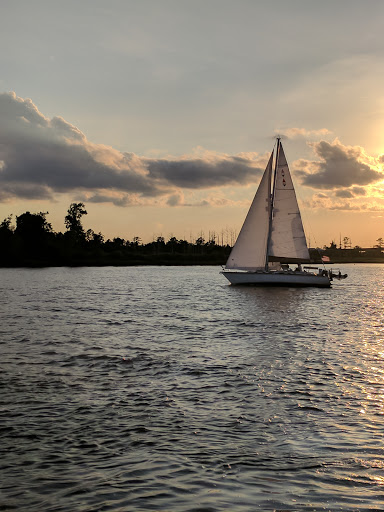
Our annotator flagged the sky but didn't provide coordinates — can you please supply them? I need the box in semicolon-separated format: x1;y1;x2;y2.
1;0;384;247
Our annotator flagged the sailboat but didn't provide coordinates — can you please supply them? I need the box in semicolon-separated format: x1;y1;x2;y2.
221;138;332;287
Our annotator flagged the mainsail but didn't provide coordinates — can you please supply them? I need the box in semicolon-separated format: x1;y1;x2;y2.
269;143;310;262
225;152;273;270
225;139;309;270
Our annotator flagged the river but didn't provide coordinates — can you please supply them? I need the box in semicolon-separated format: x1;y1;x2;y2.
1;264;383;511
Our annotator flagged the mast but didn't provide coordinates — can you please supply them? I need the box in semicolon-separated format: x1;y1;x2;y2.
265;137;280;270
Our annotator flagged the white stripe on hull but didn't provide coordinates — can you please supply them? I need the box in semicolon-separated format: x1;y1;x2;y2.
221;271;331;287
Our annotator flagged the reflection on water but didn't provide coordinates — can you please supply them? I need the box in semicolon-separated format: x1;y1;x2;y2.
1;264;384;511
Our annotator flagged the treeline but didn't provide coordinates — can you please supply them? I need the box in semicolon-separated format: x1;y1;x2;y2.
0;203;232;267
319;241;384;263
1;203;383;267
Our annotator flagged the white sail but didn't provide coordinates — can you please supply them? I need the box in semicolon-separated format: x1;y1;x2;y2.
225;152;273;270
269;143;310;261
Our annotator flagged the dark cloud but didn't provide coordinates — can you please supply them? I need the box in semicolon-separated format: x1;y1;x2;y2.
334;186;368;198
335;189;354;198
1;139;160;196
84;193;136;207
0;92;264;205
146;156;262;189
296;140;383;189
0;93;166;200
0;183;53;201
351;186;367;196
166;193;183;206
329;203;361;211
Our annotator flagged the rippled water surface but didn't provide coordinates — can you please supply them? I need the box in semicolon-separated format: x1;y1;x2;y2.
1;264;384;511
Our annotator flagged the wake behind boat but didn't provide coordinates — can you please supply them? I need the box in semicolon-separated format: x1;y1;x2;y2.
221;138;344;287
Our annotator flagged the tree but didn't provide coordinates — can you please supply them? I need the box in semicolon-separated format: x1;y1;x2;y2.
0;215;14;236
0;215;13;231
325;241;337;250
85;228;95;242
65;203;87;241
376;238;384;249
195;236;205;245
0;215;14;246
13;212;53;260
92;232;104;245
167;236;179;253
113;237;126;246
15;211;52;242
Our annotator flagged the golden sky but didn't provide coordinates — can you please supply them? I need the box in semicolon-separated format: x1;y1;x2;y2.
0;1;384;248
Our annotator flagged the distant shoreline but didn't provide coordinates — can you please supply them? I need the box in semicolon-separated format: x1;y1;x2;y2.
1;259;383;269
2;206;383;269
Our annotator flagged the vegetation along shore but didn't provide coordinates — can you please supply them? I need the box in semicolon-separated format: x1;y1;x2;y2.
1;203;383;267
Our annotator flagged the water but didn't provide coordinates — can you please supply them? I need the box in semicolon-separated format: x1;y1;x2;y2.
1;264;384;511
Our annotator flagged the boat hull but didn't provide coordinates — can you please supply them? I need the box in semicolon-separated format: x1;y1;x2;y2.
221;270;331;287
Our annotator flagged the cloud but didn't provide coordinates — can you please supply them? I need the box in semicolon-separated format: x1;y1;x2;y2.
82;192;145;207
276;127;332;139
351;186;367;197
304;193;384;213
0;92;265;206
146;154;263;189
334;186;368;199
296;139;383;189
166;191;184;206
335;189;354;198
329;203;362;211
305;196;365;212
